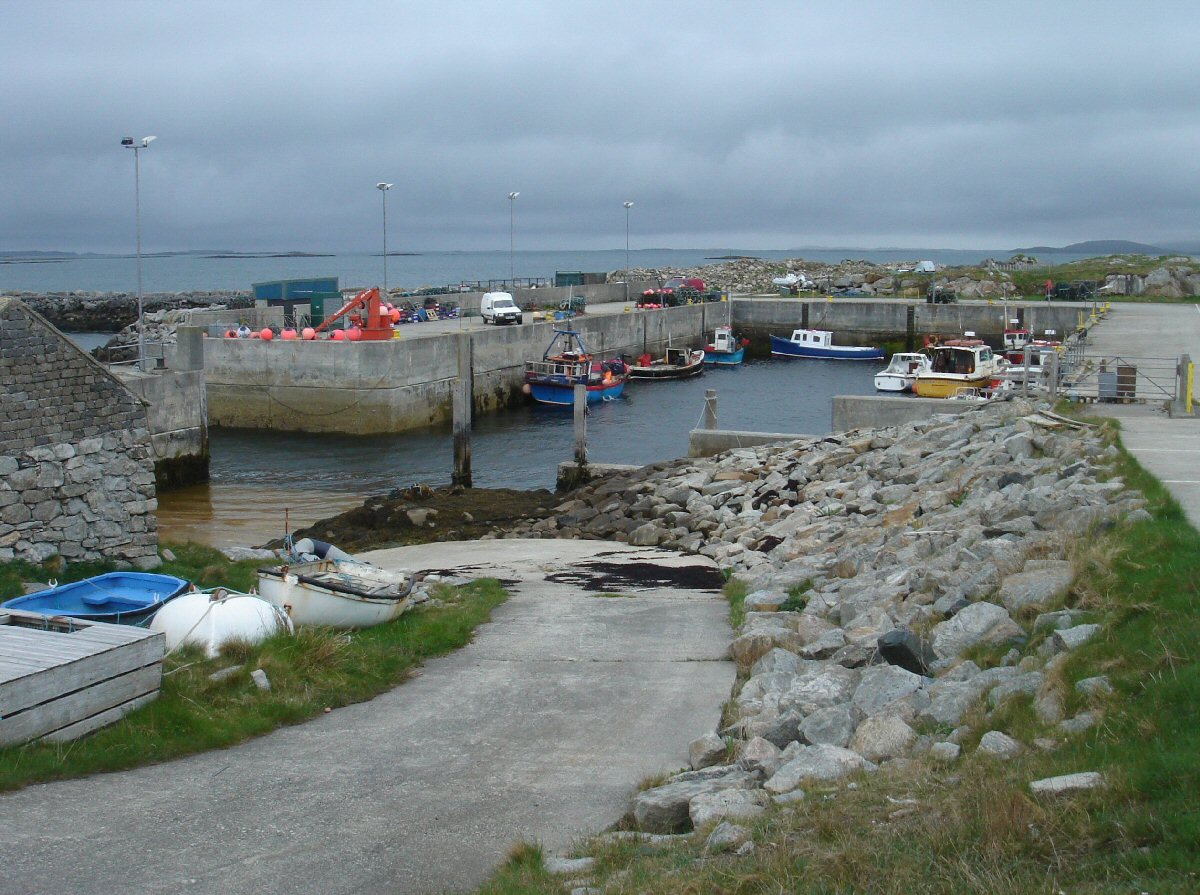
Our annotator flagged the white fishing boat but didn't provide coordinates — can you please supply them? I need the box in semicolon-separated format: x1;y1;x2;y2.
913;340;1004;398
874;352;932;392
256;559;415;628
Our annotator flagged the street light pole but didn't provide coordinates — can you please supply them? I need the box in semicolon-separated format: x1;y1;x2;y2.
623;201;634;304
121;135;155;371
508;191;519;287
376;182;393;296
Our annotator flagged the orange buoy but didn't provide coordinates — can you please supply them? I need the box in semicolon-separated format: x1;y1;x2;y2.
331;329;346;341
224;329;236;338
347;326;363;341
301;327;316;340
280;328;298;340
260;328;274;341
390;308;401;323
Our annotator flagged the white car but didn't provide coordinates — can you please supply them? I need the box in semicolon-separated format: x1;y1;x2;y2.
480;291;523;325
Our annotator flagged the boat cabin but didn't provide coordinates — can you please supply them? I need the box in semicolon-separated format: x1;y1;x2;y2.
664;347;691;366
882;352;930;375
1004;329;1031;351
787;329;833;347
711;326;737;353
930;344;992;375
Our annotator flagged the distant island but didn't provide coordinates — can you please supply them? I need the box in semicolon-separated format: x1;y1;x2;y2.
1011;239;1166;255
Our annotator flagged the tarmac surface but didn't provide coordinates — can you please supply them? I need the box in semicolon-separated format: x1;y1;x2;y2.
0;539;735;895
1082;302;1200;527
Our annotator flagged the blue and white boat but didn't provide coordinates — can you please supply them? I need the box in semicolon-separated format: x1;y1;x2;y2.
523;329;629;405
2;572;192;625
769;328;885;361
703;326;747;366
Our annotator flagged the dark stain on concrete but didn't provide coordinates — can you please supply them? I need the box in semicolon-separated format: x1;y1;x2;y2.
545;560;724;593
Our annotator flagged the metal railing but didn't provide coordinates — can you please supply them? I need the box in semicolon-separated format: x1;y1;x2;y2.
1061;354;1181;403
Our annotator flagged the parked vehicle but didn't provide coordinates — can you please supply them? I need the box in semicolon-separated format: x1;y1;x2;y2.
2;572;192;625
480;291;523;325
769;328;885;360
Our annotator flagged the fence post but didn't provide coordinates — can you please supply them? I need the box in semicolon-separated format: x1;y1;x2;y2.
703;389;718;430
573;384;587;466
1047;351;1060;400
1174;353;1194;417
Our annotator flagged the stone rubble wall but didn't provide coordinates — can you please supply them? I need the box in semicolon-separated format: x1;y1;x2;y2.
1099;265;1200;298
0;298;159;567
503;398;1139;832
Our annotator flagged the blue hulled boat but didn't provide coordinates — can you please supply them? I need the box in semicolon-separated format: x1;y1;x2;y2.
703;326;747;366
2;572;192;625
524;329;630;405
769;328;884;361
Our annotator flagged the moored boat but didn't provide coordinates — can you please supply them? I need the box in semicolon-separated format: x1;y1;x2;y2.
703;326;747;366
150;588;292;657
256;558;415;628
913;340;1004;398
874;352;932;392
1;572;192;625
523;329;629;405
628;346;706;379
769;328;884;361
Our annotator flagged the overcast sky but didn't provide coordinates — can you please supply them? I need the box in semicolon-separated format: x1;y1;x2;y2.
3;0;1199;253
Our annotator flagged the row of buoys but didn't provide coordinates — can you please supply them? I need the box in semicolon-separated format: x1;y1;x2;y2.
222;325;364;341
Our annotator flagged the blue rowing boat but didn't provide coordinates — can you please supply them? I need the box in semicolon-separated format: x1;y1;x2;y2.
1;572;192;625
769;328;885;361
523;329;630;405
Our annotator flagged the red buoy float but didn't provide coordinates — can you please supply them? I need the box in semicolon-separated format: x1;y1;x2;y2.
347;326;363;341
280;328;298;340
301;327;316;340
260;328;274;341
331;329;346;341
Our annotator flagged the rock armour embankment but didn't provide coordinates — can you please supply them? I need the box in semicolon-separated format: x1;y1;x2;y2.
504;399;1137;831
8;291;251;332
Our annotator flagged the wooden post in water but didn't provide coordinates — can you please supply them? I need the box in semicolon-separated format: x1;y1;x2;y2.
703;388;718;430
452;334;473;487
573;384;587;466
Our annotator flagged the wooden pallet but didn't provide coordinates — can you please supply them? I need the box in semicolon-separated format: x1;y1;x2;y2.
0;610;165;745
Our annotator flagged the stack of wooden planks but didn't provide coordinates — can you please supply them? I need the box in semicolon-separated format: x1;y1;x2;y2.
0;609;165;745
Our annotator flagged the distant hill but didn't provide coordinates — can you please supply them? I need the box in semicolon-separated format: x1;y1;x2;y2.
1012;239;1166;255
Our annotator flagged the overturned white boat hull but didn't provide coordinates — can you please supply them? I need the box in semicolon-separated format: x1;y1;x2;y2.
150;589;291;658
256;559;415;628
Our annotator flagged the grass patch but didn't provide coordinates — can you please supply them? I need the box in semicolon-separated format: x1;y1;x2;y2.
724;577;748;629
0;574;507;792
592;591;634;599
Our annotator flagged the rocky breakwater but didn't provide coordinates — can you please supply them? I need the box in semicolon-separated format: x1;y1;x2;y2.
1099;263;1200;298
622;257;1016;299
9;290;251;333
504;399;1137;832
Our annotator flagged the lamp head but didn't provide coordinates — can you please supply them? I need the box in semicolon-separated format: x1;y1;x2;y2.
508;191;519;200
121;137;134;146
141;136;156;146
624;201;634;209
376;182;393;191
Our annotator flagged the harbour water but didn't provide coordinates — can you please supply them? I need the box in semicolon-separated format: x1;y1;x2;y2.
0;247;1089;295
156;358;878;548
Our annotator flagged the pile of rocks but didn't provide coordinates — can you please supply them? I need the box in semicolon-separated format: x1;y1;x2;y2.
10;290;251;333
505;399;1134;832
1099;265;1200;298
621;257;1015;298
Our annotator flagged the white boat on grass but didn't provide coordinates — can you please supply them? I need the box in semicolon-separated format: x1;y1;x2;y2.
256;559;415;628
874;352;932;392
150;588;292;658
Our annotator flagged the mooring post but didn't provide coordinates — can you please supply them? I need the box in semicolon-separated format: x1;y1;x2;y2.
452;334;473;487
573;383;587;466
1174;353;1194;416
1022;344;1031;397
703;388;718;430
1047;351;1060;399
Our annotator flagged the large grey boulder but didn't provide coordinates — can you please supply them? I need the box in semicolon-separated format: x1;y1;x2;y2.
931;602;1025;659
765;745;867;793
851;664;925;717
1029;772;1105;795
705;821;751;852
877;628;936;675
997;561;1074;613
751;647;803;677
689;789;768;828
850;715;916;762
781;665;859;715
977;730;1023;759
633;768;758;833
738;736;783;776
800;703;862;748
987;671;1045;709
1052;624;1101;652
689;733;727;770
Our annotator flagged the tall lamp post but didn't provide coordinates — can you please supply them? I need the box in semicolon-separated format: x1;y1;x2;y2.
376;182;393;296
508;191;519;287
121;135;156;371
623;201;634;303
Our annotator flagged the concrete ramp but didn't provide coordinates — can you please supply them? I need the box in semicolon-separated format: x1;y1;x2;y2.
0;539;735;895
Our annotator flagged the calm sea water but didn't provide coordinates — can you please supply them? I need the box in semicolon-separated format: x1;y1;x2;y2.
0;248;1089;295
156;358;879;547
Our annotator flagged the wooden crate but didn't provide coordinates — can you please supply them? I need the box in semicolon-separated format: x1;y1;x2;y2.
0;609;165;745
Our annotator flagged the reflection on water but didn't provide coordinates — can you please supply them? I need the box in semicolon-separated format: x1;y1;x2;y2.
158;358;879;548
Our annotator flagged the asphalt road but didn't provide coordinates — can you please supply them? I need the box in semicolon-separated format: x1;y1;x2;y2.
0;540;735;895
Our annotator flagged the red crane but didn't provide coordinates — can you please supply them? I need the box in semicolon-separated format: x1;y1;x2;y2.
313;287;395;341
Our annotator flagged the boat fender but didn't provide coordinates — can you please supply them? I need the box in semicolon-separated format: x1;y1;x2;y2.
292;537;355;562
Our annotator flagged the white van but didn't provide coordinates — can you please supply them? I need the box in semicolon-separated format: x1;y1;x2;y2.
480;291;523;325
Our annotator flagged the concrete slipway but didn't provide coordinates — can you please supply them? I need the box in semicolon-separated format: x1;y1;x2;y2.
0;540;735;895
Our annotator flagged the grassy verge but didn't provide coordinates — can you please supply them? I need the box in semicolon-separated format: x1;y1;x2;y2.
474;427;1200;893
0;544;506;792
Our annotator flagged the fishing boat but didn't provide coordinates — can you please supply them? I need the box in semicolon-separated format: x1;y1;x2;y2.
874;352;933;392
913;340;1005;398
1;572;192;625
256;558;415;628
523;329;629;405
1003;340;1061;386
703;326;748;366
628;346;706;380
150;588;292;657
769;328;885;360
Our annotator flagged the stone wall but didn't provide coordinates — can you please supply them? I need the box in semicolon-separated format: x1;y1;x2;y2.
0;298;159;567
